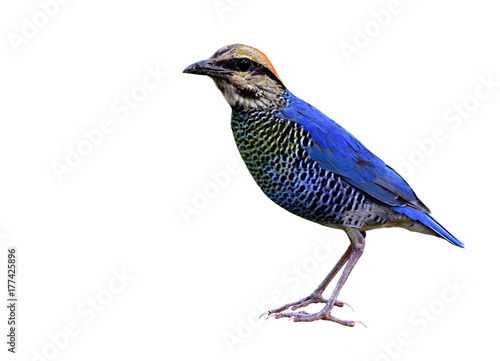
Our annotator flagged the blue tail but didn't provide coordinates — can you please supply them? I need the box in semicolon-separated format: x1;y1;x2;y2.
392;207;464;248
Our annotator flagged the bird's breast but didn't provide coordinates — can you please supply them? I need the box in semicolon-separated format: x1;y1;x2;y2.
230;109;309;188
230;109;377;228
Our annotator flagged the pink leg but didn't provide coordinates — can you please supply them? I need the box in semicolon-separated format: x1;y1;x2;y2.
267;228;366;326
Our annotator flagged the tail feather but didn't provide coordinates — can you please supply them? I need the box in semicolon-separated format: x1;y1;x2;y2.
392;207;464;248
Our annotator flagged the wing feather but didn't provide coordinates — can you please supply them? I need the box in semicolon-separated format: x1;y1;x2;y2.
280;95;430;213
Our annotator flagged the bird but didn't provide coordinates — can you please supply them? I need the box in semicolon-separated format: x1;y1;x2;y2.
183;44;463;326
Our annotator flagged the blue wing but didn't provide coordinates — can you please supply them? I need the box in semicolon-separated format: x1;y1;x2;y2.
280;93;430;213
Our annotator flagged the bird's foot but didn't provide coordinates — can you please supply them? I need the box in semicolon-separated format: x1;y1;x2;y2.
262;293;364;326
268;308;366;327
262;293;352;319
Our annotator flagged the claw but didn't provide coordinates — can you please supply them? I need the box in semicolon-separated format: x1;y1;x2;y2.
336;300;355;312
354;320;368;328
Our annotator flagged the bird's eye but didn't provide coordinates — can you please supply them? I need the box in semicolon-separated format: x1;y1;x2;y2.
235;58;252;72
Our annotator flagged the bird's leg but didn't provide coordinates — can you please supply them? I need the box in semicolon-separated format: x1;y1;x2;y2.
264;245;352;316
268;228;366;326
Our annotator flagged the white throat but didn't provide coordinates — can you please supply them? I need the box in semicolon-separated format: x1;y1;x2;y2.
213;78;282;109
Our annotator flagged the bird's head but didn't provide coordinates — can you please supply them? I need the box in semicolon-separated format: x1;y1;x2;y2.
183;44;285;109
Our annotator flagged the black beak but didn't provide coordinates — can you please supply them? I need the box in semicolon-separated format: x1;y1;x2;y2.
183;59;228;78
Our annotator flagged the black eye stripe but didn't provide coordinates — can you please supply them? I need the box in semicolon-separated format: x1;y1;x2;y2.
216;58;260;71
215;58;284;87
253;65;283;87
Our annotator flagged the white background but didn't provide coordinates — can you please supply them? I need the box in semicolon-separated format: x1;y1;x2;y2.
1;0;499;360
